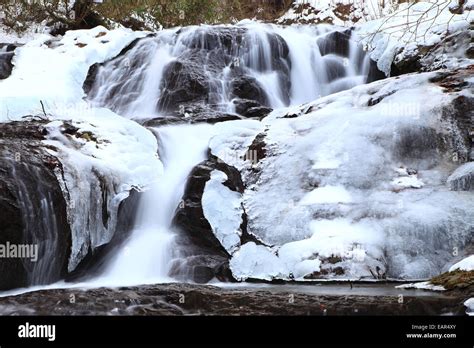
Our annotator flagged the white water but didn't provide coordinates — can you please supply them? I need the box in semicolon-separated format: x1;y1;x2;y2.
88;22;371;119
95;124;215;286
80;23;374;287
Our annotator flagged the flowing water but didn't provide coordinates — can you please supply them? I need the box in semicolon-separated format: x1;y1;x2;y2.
87;22;374;286
88;22;370;119
96;124;215;286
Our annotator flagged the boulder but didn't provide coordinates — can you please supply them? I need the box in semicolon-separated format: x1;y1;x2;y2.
0;43;17;80
158;58;211;111
317;30;352;57
230;76;269;106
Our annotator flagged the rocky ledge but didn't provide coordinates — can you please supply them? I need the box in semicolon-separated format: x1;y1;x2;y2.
0;283;469;316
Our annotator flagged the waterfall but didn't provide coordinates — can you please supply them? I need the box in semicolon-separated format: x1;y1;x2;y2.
87;22;372;120
86;22;376;286
95;124;215;286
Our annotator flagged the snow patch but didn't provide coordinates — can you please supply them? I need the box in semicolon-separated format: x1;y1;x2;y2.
0;26;147;121
396;281;446;291
449;255;474;272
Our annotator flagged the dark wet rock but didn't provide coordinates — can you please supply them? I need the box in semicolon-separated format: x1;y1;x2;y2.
230;76;269;106
316;30;385;83
169;254;233;284
366;58;386;83
141;113;243;128
244;106;273;119
184;27;246;52
247;132;267;164
317;30;351;57
171;156;245;283
171;145;271;282
233;99;273;119
0;120;71;291
0;43;18;80
0;282;466;316
158;59;210;111
390;50;423;76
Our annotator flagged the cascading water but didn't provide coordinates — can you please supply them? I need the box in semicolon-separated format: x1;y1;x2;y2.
95;124;215;286
87;22;373;120
86;22;378;286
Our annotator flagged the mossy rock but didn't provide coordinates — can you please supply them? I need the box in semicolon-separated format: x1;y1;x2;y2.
430;270;474;290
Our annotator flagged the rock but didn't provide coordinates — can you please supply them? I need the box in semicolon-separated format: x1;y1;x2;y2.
0;43;17;80
83;35;154;96
171;153;260;283
233;99;273;119
317;30;351;57
141;113;242;128
391;30;472;76
84;27;291;122
0;120;71;290
158;58;211;111
230;76;269;107
185;26;246;52
0;282;467;315
244;106;273;119
0;118;150;290
447;162;474;191
366;58;386;83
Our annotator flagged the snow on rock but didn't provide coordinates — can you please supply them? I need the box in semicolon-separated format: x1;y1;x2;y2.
230;242;286;281
355;1;474;75
278;0;399;26
396;281;446;291
216;70;474;281
449;255;474;272
447;162;474;191
0;26;147;121
202;170;244;254
42;107;162;271
210;120;265;171
465;298;474;316
300;185;353;205
391;176;424;190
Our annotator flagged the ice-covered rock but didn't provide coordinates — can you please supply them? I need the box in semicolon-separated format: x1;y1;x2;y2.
206;68;474;281
42;108;162;272
448;162;474;191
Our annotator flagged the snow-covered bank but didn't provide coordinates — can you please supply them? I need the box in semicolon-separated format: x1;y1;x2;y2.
0;26;147;121
356;1;474;75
